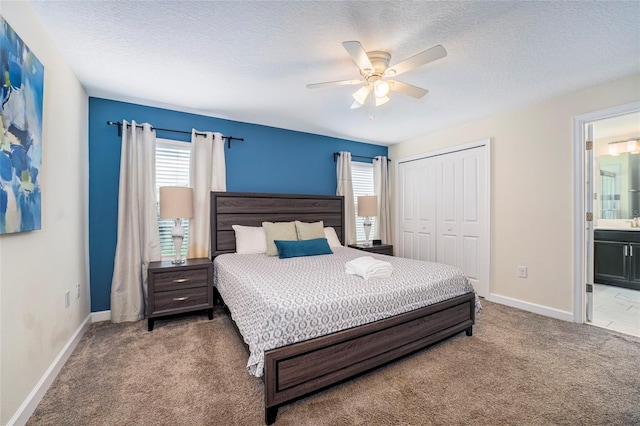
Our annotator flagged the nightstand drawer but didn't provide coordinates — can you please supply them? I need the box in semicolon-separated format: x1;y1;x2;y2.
152;286;210;315
153;269;209;292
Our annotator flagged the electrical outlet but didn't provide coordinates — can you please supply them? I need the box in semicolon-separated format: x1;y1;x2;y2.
65;290;71;308
76;283;80;299
517;266;528;278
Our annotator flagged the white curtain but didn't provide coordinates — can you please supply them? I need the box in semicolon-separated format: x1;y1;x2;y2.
111;121;161;323
374;156;392;244
187;130;226;259
336;151;356;245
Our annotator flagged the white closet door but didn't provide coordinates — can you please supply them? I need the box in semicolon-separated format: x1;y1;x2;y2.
459;147;487;296
436;153;460;267
398;159;436;261
398;144;489;298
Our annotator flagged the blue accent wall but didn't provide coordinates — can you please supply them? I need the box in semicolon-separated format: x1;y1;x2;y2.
89;97;387;312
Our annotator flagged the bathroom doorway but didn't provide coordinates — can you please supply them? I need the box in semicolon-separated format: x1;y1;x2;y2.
575;104;640;337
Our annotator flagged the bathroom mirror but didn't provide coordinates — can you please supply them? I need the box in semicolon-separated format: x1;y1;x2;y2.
597;153;640;219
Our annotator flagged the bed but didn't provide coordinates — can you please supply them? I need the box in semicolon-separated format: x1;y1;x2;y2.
210;191;477;424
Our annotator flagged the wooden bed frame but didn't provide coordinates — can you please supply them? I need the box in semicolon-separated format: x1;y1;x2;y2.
210;191;475;424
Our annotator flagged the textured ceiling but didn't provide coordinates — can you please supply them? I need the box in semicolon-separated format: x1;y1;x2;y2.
27;1;640;146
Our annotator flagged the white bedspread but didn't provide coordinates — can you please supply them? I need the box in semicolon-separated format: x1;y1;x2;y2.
214;246;479;377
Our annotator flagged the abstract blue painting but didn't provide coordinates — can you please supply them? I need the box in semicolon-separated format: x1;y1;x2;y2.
1;17;44;234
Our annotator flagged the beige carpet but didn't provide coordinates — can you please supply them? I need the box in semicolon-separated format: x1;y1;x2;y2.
28;300;640;425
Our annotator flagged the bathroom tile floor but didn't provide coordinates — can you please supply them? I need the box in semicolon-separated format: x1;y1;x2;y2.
592;284;640;337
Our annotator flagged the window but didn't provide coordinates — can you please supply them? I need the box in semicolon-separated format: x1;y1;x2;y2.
351;161;377;242
155;138;191;258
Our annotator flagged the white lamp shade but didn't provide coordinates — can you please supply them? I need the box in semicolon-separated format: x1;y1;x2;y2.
374;80;390;97
353;85;372;105
627;139;639;154
375;95;390;106
160;186;194;219
357;195;378;217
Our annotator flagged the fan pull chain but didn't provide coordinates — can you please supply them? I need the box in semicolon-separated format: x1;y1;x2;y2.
369;92;377;123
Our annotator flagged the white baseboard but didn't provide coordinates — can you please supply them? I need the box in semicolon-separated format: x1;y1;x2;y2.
489;293;574;322
91;310;111;323
8;314;92;426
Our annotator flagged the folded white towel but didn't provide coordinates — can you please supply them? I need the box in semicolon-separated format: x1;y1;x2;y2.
345;256;393;280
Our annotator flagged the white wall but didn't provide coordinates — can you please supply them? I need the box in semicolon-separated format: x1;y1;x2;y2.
0;2;89;423
390;73;640;316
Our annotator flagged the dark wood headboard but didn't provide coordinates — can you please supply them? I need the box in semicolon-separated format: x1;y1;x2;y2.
210;192;345;258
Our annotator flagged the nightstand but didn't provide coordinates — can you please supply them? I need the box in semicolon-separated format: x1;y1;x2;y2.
348;243;394;256
147;258;213;331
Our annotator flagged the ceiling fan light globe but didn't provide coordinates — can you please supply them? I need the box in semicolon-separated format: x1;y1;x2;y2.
352;85;372;105
374;80;391;97
375;95;390;106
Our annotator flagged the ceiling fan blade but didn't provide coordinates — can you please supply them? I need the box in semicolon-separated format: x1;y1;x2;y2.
342;41;374;73
386;45;447;76
306;79;363;89
307;80;365;89
350;101;363;109
389;80;429;98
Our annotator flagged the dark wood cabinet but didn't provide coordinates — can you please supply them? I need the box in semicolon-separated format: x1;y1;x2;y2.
630;243;640;286
147;258;214;331
594;230;640;290
348;243;394;256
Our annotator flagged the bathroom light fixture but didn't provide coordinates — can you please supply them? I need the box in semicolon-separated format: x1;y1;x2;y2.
608;139;640;156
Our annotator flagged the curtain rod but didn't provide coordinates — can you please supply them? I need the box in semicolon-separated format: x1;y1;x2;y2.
333;152;391;163
106;121;244;149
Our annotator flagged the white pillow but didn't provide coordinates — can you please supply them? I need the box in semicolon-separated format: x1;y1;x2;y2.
324;227;342;248
232;225;267;254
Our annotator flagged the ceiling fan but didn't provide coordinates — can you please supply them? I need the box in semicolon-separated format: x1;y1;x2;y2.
307;41;447;109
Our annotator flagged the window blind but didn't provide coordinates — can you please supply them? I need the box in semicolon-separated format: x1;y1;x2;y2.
155;138;191;258
351;161;377;242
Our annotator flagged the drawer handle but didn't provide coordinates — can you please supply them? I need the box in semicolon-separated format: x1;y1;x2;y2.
173;278;190;283
173;296;189;301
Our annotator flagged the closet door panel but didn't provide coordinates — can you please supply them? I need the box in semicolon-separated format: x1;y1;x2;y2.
401;231;414;259
417;162;436;262
462;236;480;282
459;147;486;296
437;155;460;267
398;163;416;259
417;233;434;262
440;234;458;266
399;158;436;261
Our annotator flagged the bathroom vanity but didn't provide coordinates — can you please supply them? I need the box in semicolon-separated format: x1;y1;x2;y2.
594;229;640;290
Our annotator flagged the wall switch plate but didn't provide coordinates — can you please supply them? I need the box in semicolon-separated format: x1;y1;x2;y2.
65;290;71;308
518;266;528;278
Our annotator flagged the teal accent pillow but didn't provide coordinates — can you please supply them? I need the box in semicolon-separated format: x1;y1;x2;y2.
273;238;333;259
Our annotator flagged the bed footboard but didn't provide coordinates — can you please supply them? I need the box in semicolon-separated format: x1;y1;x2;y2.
263;292;475;424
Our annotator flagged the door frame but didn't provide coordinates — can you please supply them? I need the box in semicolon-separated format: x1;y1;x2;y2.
394;138;491;299
572;101;640;323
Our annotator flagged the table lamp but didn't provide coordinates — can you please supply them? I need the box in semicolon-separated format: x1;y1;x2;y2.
357;195;378;247
159;186;194;264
